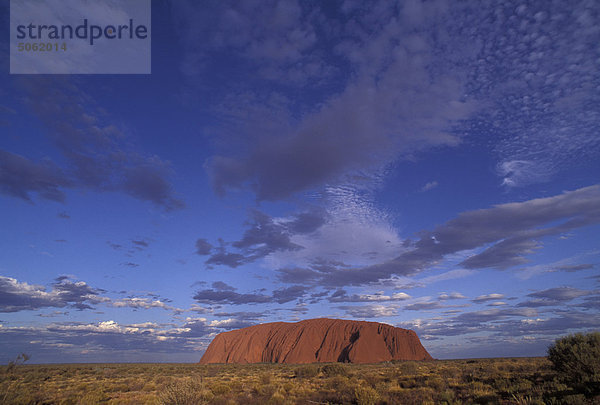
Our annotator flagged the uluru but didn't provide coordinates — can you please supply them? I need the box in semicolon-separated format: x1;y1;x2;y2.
199;318;433;364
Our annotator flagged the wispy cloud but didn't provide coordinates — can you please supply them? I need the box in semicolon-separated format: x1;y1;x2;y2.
517;287;592;308
420;181;439;192
0;150;71;203
193;283;309;306
328;289;410;303
317;185;600;286
472;293;505;304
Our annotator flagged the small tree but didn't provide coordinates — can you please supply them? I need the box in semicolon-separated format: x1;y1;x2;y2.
547;332;600;397
6;353;30;373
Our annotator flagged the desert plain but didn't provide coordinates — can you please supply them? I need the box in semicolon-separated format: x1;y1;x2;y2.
1;356;595;404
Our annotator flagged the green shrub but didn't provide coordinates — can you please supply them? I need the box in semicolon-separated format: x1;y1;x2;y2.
547;332;600;397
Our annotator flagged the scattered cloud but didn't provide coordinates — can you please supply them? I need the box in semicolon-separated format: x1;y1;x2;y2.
0;275;185;315
556;263;595;272
517;287;591;308
108;239;152;257
4;78;184;210
405;301;445;311
0;276;106;312
0;150;70;203
328;289;410;303
195;239;213;255
193;283;309;306
0;318;216;363
404;307;600;347
132;239;149;249
111;298;183;313
498;160;552;188
192;1;476;201
472;294;505;304
420;181;439;192
213;311;266;321
272;285;309;304
438;292;466;300
318;185;600;286
338;304;397;319
208;318;256;330
394;269;477;289
107;242;123;251
528;287;590;301
268;183;404;270
211;281;236;291
192;289;271;305
204;209;327;268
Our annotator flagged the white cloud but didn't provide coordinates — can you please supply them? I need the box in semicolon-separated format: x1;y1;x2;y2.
111;298;182;313
342;304;398;318
472;293;505;303
438;292;466;300
266;182;404;269
420;181;439;192
498;160;552;188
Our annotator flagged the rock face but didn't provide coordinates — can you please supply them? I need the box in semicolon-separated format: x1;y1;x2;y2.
199;318;433;364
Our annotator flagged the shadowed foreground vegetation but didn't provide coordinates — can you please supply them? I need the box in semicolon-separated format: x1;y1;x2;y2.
2;357;599;404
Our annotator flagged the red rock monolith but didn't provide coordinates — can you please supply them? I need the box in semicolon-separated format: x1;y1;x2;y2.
199;318;433;364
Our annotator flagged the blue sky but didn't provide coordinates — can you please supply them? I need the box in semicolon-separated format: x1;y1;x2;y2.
1;0;599;363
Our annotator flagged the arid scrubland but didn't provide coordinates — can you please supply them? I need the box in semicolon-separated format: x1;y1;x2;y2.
2;357;598;404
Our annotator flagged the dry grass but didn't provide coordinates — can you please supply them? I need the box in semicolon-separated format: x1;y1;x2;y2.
1;357;597;404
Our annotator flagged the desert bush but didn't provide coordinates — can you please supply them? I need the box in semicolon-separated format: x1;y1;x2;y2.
211;382;232;395
321;363;348;376
252;382;277;397
547;332;600;397
259;372;272;385
362;373;382;388
437;389;457;404
267;389;286;405
355;385;379;405
294;364;319;378
325;375;349;390
398;361;418;375
425;375;446;391
560;393;588;404
159;378;213;405
79;389;109;404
